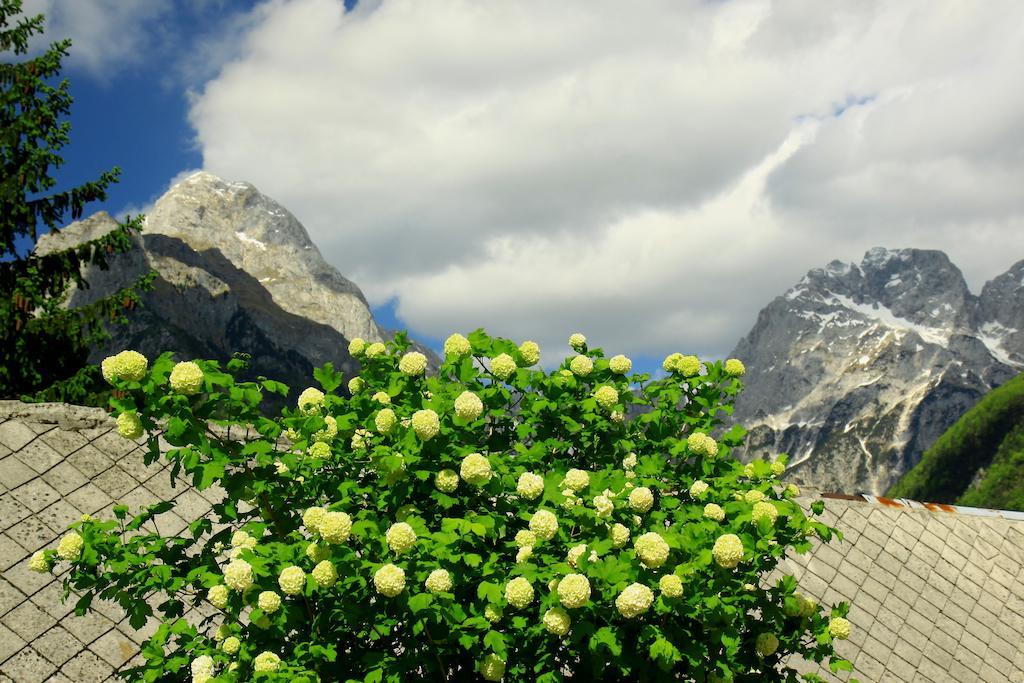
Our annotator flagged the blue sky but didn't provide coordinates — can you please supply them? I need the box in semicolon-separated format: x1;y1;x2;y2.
10;0;1024;377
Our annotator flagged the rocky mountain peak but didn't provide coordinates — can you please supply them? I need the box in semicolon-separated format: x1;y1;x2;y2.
729;248;1022;495
977;258;1024;366
34;172;438;412
157;171;318;253
791;247;973;333
146;171;380;344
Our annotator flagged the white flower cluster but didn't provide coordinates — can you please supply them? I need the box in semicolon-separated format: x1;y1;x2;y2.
258;591;281;613
615;583;654;619
28;551;49;573
374;564;406;597
312;415;338;443
516;472;545;499
593;385;618;411
703;503;725;522
562;468;590;492
557;574;592;609
454;390;483;421
491;353;517;380
609;354;632;374
312;560;337;588
752;501;779;526
435;469;459;493
425;569;453;593
191;655;215;682
375;408;397;434
628;487;654;513
712;534;744;569
689;480;709;499
319;510;353;544
519;340;541;366
116;411;143;440
662;353;701;377
297;387;325;415
253;652;281;672
480;654;506;681
169;361;204;395
460;453;493;485
569;355;593;377
386;522;417;554
398;351;427;376
207;585;229;609
224;559;254;591
610;523;630;548
529;510;558;540
687;432;718;457
659;574;684;598
101;350;147;383
543;607;571;636
411;409;440;440
634;532;670;568
724;358;746;377
444;333;472;358
278;566;306;595
505;577;534;609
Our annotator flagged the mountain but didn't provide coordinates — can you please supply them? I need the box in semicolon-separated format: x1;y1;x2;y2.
886;371;1024;511
35;171;439;412
728;247;1024;495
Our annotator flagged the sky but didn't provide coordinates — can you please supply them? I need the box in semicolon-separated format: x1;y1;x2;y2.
10;0;1024;374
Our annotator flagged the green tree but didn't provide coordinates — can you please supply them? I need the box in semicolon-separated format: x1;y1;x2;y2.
0;0;155;404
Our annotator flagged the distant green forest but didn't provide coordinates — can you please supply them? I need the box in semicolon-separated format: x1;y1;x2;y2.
887;371;1024;512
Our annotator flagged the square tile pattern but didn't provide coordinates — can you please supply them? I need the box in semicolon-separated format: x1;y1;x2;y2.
1;402;1024;682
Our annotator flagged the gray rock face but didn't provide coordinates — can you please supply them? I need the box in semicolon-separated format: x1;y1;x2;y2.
35;172;439;412
729;247;1024;495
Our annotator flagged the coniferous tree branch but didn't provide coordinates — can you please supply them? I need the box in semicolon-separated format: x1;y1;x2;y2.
0;0;157;404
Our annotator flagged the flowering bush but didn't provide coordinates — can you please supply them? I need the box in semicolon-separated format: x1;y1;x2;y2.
32;330;852;681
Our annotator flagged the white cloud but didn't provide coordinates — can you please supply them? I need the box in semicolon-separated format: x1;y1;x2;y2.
16;0;256;85
185;0;1024;361
18;0;169;78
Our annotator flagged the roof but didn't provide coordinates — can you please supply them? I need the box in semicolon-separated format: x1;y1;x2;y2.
780;490;1024;682
1;401;1024;682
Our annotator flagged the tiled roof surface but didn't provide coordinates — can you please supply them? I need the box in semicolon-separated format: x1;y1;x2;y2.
779;491;1024;682
1;401;1024;682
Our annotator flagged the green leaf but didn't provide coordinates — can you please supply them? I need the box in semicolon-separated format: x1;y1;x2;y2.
261;379;290;397
195;461;224;490
313;362;343;393
829;658;854;673
589;627;621;657
483;630;506;656
477;581;502;603
408;593;433;614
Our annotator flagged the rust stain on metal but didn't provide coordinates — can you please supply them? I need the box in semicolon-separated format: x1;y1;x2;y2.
820;492;863;501
875;496;904;508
